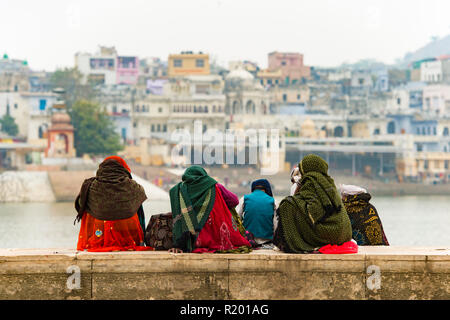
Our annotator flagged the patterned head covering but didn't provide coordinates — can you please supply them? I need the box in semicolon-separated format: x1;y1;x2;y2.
251;179;273;197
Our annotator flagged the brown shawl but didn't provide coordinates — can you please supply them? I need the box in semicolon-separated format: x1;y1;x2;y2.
74;159;147;223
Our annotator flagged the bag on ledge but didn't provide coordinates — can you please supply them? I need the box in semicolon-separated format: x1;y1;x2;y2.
145;212;173;250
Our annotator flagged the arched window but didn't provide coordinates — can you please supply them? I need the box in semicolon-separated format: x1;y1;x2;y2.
334;126;344;137
245;100;255;114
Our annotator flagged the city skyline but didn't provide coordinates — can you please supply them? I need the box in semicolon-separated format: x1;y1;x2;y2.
1;0;450;71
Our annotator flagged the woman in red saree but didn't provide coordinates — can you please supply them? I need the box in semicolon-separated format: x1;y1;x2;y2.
75;156;153;252
169;166;251;253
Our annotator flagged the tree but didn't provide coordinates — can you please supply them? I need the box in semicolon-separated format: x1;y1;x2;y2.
49;67;97;109
70;100;123;157
0;114;19;136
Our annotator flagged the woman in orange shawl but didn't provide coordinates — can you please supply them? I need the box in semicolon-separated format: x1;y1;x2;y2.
75;156;153;252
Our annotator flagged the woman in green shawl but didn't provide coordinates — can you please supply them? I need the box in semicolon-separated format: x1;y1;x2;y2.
169;165;251;253
273;154;354;253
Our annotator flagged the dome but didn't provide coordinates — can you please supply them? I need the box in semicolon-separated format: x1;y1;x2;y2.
51;112;71;124
301;118;315;129
225;67;254;81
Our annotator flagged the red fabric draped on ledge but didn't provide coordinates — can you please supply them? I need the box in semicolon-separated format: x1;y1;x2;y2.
77;213;152;252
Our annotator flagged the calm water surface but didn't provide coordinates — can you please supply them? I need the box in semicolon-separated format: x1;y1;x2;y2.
0;196;448;248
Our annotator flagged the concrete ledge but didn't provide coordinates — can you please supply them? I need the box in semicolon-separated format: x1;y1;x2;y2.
0;247;448;300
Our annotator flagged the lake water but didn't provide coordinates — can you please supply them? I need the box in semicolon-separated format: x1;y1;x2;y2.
0;196;449;248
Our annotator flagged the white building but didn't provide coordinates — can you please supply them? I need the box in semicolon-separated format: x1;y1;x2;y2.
421;60;443;83
132;74;227;139
0;91;57;144
75;46;118;85
422;84;450;115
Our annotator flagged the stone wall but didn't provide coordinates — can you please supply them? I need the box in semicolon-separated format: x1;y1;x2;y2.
0;246;448;300
0;171;55;202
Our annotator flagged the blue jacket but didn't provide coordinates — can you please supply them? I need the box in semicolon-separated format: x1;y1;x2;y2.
243;190;275;240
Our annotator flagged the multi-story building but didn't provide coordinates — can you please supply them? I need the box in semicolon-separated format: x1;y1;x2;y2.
116;56;139;85
167;52;210;78
421;60;443;83
422;84;450;115
0;54;30;92
266;51;311;85
224;67;270;119
75;46;139;85
388;82;426;112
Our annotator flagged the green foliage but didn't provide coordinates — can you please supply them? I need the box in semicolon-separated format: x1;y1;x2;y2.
49;67;96;109
70;100;123;157
0;114;19;136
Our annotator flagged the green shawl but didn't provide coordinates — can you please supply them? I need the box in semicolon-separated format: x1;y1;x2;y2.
277;154;352;252
169;166;217;252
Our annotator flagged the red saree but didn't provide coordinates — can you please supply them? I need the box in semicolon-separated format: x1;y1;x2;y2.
77;213;152;252
193;185;251;253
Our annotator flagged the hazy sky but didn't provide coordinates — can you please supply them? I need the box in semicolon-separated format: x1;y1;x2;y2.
1;0;449;71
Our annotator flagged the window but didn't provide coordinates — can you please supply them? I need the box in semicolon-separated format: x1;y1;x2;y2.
151;124;155;132
163;124;167;132
397;98;401;105
424;160;429;169
158;107;162;113
196;59;204;67
39;99;47;111
283;94;287;102
281;61;286;66
297;94;301;100
14;103;18;109
173;59;182;67
157;124;161;132
445;160;449;170
358;78;364;85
